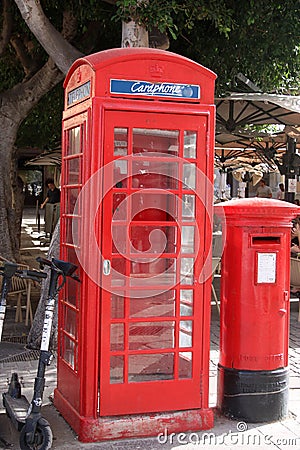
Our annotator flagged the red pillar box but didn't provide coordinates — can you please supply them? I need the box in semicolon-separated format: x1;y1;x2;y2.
55;48;217;442
215;198;300;422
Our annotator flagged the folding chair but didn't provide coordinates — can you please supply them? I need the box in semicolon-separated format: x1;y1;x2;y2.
0;256;33;326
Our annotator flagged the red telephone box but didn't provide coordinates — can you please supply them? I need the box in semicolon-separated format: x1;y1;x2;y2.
54;48;216;442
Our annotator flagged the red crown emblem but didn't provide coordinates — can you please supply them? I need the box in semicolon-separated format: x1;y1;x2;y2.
149;64;164;78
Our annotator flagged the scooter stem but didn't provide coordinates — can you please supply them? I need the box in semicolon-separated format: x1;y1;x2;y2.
40;270;60;352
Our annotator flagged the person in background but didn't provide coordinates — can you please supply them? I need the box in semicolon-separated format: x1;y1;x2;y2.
40;178;60;209
276;182;285;200
291;219;300;255
256;179;272;198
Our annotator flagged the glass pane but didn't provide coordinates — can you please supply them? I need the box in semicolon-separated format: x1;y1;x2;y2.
110;323;124;351
111;294;125;318
131;192;178;222
114;128;128;156
179;352;193;378
183;131;197;159
66;188;79;214
112;258;126;286
69;216;80;248
129;291;176;318
112;226;127;254
65;217;77;245
181;226;195;253
110;355;124;384
114;160;127;188
63;306;77;338
65;157;81;185
183;163;196;190
182;195;195;221
113;193;126;218
133;128;179;156
180;290;194;316
130;225;177;254
128;353;174;382
180;258;194;285
62;335;77;370
63;275;80;308
179;320;193;347
130;258;176;286
129;321;175;350
132;160;178;189
66;245;80;266
67;126;81;155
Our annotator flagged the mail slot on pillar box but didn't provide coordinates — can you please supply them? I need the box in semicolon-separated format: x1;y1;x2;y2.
55;48;217;443
215;197;300;423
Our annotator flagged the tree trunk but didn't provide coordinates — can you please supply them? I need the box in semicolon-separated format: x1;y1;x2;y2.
121;20;149;47
0;59;63;261
12;157;26;257
0;108;25;261
0;130;17;261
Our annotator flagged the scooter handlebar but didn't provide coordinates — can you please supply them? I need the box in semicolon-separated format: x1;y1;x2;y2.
36;257;80;281
0;263;47;281
21;269;47;281
70;274;80;282
36;256;52;268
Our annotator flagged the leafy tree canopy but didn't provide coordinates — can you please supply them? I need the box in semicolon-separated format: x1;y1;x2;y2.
176;0;300;95
1;0;299;150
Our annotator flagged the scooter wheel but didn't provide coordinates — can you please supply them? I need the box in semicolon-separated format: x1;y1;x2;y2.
19;424;53;450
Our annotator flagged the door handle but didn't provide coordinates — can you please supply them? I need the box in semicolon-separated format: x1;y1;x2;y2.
103;260;111;275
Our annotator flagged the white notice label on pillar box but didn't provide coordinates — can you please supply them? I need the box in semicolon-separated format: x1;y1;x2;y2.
257;252;276;284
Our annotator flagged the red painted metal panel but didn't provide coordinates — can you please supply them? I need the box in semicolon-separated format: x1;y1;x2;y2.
215;198;300;371
56;360;81;412
59;112;101;419
54;386;214;443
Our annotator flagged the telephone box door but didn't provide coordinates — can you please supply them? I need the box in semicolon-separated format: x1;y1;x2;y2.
99;109;210;415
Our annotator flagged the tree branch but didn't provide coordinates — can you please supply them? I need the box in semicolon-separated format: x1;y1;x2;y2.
14;0;83;74
2;57;64;123
10;35;40;79
0;0;13;55
61;10;78;41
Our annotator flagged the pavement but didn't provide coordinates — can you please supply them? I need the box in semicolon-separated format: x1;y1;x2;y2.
0;208;300;449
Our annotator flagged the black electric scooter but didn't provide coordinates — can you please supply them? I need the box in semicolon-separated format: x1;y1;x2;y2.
0;260;47;448
2;257;79;450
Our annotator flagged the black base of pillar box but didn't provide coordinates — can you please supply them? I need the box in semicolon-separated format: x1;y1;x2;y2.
217;364;289;423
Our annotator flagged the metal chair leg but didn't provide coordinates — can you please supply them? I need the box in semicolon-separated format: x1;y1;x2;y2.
212;284;220;315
